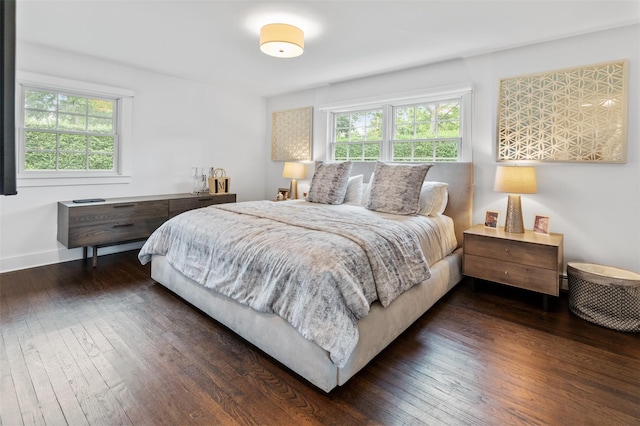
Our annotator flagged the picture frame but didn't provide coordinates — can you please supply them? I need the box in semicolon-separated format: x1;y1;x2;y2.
484;210;499;229
277;187;290;201
533;214;551;235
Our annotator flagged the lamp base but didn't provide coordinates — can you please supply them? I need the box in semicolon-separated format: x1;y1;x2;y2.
289;179;298;200
504;194;525;233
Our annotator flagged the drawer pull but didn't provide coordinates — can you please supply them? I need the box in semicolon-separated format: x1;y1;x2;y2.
504;271;509;275
113;204;135;208
197;198;211;202
504;249;509;253
113;223;134;228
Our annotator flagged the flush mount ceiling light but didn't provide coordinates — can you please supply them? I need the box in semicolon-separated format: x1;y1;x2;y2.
260;23;304;58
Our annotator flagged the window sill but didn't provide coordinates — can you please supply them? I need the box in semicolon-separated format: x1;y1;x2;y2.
17;174;132;187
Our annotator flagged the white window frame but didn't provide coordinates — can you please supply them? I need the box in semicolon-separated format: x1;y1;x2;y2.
321;84;473;163
16;72;134;187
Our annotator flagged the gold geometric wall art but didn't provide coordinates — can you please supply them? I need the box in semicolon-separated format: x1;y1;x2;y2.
497;60;628;163
271;106;313;161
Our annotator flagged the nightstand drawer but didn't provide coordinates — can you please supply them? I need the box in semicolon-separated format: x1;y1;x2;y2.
464;254;559;295
464;234;557;270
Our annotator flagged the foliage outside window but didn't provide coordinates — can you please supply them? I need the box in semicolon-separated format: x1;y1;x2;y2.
333;109;383;161
392;100;460;162
22;87;117;172
329;95;466;162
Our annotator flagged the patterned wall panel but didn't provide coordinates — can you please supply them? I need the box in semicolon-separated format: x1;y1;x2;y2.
497;60;628;163
271;106;313;161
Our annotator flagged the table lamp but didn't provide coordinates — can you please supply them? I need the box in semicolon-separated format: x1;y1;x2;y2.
282;162;306;199
494;165;537;233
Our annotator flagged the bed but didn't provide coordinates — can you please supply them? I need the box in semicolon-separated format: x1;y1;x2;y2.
139;161;473;392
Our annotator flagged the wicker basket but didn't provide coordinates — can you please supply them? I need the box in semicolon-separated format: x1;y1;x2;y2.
568;262;640;332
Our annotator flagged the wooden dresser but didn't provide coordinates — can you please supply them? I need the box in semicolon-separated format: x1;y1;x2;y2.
58;193;236;266
463;224;564;310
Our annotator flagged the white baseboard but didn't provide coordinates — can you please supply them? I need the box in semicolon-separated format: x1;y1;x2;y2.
0;242;145;273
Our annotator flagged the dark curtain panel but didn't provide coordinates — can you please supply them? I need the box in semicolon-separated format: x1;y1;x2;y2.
1;0;17;196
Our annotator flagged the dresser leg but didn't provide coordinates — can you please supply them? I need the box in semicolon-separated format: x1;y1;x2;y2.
83;247;88;261
542;294;549;312
92;246;98;268
470;277;476;292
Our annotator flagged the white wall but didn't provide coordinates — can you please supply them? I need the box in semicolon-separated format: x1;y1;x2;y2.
0;43;267;272
266;25;640;274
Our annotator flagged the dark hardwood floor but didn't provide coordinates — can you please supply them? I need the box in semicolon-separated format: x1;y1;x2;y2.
1;251;638;425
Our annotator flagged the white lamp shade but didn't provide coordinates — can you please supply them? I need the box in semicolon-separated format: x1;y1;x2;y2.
260;23;304;58
494;165;537;194
282;162;306;179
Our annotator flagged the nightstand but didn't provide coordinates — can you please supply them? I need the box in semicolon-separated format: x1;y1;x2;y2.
463;224;564;310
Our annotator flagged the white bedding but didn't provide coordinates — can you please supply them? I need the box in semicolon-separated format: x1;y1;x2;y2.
139;200;456;367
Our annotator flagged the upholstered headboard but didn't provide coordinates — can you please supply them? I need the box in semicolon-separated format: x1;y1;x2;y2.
351;162;474;248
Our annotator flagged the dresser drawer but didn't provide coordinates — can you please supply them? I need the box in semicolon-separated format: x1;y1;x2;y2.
68;217;167;248
464;234;558;270
64;200;168;247
68;200;168;225
168;194;236;217
464;254;559;295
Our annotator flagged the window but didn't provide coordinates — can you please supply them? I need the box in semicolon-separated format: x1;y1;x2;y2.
392;100;460;162
22;88;118;172
333;109;383;161
326;87;471;162
16;72;134;186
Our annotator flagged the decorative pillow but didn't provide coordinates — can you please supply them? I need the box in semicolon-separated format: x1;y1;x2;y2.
343;174;363;205
417;181;449;216
366;162;432;215
306;161;353;204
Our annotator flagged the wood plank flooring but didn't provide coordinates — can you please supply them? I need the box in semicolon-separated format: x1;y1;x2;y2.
1;250;638;425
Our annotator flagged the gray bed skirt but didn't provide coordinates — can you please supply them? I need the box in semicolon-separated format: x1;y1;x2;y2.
150;248;463;392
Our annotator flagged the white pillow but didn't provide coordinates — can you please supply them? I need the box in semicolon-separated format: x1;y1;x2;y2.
418;181;449;216
360;173;375;206
343;174;363;204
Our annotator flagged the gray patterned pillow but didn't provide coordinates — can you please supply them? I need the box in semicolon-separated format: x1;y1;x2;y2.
366;162;432;215
306;161;353;204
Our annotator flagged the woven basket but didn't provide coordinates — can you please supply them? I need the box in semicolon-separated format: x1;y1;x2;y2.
567;262;640;332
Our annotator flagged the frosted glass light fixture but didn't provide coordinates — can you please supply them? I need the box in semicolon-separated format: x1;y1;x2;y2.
282;162;306;199
260;23;304;58
494;165;537;233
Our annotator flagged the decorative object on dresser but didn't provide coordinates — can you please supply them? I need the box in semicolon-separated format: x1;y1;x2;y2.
493;165;537;233
463;224;563;311
57;193;236;267
282;162;306;199
208;168;231;194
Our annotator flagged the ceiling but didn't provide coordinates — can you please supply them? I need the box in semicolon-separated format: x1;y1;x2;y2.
16;0;640;97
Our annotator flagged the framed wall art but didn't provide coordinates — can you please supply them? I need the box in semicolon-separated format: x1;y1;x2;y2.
271;106;313;161
497;60;628;163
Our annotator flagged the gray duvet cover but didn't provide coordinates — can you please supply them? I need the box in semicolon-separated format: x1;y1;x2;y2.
138;200;430;367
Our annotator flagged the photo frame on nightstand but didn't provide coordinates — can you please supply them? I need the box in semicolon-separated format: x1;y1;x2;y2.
484;210;499;228
277;187;290;201
533;214;551;235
